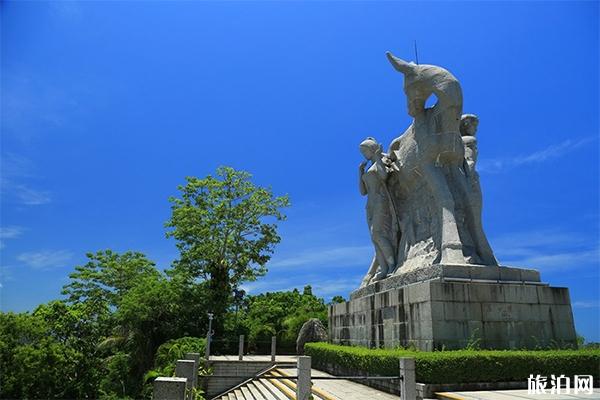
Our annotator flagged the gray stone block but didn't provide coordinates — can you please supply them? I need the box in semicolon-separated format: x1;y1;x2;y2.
520;269;541;282
331;278;577;350
153;377;186;400
430;282;470;302
482;303;517;322
469;283;505;303
537;286;571;305
444;302;482;321
499;267;522;281
442;264;471;279
501;285;539;304
549;305;575;324
404;282;431;304
469;266;500;281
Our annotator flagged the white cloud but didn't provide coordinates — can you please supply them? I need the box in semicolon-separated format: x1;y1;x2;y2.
0;226;26;249
9;182;51;205
16;250;73;270
0;265;15;287
268;245;372;269
573;301;600;309
0;226;25;239
503;249;599;270
492;229;598;271
478;137;595;173
241;274;362;301
1;153;52;206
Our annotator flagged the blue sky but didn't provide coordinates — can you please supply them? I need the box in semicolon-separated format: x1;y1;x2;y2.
1;1;598;341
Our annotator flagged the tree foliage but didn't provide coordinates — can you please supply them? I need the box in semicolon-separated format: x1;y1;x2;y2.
239;286;327;353
1;167;301;399
166;166;289;334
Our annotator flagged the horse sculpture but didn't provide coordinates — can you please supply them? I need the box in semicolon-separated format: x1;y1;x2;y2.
360;53;497;286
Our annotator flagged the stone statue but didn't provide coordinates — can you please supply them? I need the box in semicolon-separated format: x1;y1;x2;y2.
360;53;497;286
358;138;399;286
460;114;479;175
459;114;497;264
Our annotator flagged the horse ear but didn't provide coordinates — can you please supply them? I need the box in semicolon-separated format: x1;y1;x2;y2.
386;51;414;75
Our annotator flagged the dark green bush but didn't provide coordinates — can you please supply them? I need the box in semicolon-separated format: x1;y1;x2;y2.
153;336;206;375
305;343;600;384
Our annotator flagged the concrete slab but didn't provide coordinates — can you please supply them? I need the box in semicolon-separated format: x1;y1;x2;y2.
283;367;398;400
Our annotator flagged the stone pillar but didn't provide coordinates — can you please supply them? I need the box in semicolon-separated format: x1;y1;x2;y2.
270;336;277;362
184;353;200;388
238;334;245;361
297;356;312;400
399;357;416;400
175;360;196;400
153;377;187;400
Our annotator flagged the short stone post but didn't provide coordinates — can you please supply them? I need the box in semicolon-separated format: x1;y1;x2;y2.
238;334;245;361
153;377;186;400
399;357;416;400
184;353;200;388
297;356;312;400
270;336;277;362
175;360;196;400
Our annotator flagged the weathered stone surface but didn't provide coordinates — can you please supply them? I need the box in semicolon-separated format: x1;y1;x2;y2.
296;318;328;355
175;360;195;400
331;279;577;350
359;54;499;287
335;53;577;352
351;264;540;300
153;377;186;400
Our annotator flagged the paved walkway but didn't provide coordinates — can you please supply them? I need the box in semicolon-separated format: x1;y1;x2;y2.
283;367;398;400
436;389;600;400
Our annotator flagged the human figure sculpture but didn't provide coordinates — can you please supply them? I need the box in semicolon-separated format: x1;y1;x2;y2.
460;114;497;265
460;114;479;175
358;137;399;284
359;53;498;285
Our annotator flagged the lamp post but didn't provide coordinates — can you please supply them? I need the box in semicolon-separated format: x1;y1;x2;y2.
233;288;245;331
205;312;213;360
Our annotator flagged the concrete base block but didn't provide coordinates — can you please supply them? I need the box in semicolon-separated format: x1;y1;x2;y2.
330;267;577;350
153;377;187;400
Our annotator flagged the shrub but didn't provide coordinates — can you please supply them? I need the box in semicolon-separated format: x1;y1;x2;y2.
153;336;206;375
305;343;600;384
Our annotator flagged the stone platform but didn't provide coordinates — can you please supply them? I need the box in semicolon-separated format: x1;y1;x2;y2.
329;264;576;350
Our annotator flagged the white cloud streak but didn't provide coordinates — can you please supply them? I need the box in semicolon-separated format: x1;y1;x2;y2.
1;153;52;206
492;229;598;271
16;250;73;270
478;137;595;173
268;245;372;269
572;301;600;309
0;226;26;249
241;275;361;301
0;226;25;239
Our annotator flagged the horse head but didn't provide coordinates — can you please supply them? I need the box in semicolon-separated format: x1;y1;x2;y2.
386;52;462;119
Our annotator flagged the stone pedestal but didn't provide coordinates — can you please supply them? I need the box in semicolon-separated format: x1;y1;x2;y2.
329;265;577;350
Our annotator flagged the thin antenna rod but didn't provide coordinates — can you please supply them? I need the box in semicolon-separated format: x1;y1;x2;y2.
414;40;419;65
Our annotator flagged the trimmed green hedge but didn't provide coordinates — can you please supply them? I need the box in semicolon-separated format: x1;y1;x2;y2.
305;343;600;384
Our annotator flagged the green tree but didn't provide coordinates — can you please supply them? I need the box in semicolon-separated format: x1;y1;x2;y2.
62;250;159;309
0;302;107;399
240;288;327;353
165;166;289;336
61;250;189;397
